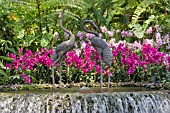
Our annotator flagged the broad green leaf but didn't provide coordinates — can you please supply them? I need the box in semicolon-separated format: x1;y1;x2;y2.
0;69;7;76
0;39;12;45
41;33;53;47
6;48;17;54
0;56;13;62
0;61;4;68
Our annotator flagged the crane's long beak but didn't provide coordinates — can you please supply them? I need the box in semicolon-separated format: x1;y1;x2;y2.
96;26;101;33
62;8;67;14
58;8;67;19
92;22;100;33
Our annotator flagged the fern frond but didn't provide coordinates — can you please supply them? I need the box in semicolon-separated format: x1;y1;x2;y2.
42;9;80;21
40;0;84;20
129;15;157;39
131;0;155;24
143;15;158;30
129;23;144;39
2;0;36;6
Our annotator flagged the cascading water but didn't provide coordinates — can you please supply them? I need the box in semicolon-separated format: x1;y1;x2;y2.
0;91;169;113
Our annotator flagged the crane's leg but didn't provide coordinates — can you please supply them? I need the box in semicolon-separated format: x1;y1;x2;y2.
108;75;110;89
52;58;60;88
106;67;111;89
99;55;103;89
59;57;64;88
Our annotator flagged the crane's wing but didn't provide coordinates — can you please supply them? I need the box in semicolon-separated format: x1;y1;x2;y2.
91;36;108;49
103;47;113;67
55;41;74;53
52;41;74;62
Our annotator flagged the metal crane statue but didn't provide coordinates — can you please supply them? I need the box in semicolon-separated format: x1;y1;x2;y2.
82;20;113;89
52;8;75;88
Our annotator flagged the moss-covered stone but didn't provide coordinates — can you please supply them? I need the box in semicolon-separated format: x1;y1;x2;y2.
0;82;170;92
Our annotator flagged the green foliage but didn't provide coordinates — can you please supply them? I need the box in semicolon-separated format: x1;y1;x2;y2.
0;56;14;85
0;56;13;63
0;0;84;52
129;15;158;39
129;0;170;39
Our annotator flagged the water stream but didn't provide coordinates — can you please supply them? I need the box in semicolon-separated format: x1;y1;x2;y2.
0;88;169;113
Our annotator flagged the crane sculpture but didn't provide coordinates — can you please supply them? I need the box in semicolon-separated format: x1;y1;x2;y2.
82;20;113;89
52;8;75;88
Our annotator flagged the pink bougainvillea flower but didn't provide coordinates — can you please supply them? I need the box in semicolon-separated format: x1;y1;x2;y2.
100;26;107;33
156;38;163;48
154;25;159;30
20;74;31;84
45;58;53;67
128;66;135;74
96;65;100;73
5;64;11;69
107;72;113;76
25;76;31;84
77;31;84;40
82;68;89;74
75;48;81;57
146;27;152;34
81;41;87;49
87;61;95;70
40;47;46;53
8;53;16;59
12;59;21;70
75;58;84;69
166;56;170;66
155;32;161;39
128;30;133;37
107;30;114;37
86;33;95;39
109;38;115;47
19;48;23;54
133;41;142;50
143;39;154;46
20;74;26;77
121;30;129;37
48;46;54;55
54;32;59;40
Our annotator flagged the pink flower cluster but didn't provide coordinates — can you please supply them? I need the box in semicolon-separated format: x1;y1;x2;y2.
65;42;99;74
166;56;170;68
112;43;141;74
20;74;31;84
65;39;168;75
111;43;167;74
142;44;166;65
121;30;133;37
100;26;114;37
6;47;54;83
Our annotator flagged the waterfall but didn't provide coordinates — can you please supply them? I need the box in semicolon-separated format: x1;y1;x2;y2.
0;91;169;113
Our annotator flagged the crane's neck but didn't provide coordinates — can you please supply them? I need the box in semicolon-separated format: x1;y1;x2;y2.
82;21;99;37
70;34;75;44
59;18;73;37
59;12;75;43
